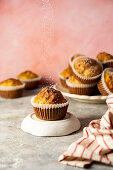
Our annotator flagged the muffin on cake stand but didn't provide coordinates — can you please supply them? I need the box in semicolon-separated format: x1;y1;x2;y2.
21;87;81;136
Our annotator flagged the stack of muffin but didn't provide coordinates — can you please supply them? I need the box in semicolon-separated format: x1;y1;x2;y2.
59;52;113;96
0;70;42;99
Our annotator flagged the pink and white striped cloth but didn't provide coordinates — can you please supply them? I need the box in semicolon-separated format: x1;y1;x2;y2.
58;94;113;168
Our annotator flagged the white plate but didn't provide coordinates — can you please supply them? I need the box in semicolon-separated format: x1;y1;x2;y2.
21;112;81;136
53;83;107;104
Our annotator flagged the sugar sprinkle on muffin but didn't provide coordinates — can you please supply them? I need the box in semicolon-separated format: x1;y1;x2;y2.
31;87;68;120
71;56;103;84
34;87;67;104
74;57;102;77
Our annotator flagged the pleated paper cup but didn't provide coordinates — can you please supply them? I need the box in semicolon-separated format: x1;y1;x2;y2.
71;56;103;84
58;74;68;87
0;83;25;99
103;59;113;68
69;54;85;68
31;96;69;121
18;76;42;90
69;54;85;74
66;78;96;95
97;68;113;96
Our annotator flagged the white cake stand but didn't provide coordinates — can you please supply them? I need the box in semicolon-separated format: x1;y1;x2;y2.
21;112;81;137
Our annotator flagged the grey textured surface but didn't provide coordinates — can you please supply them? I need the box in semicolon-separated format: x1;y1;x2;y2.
0;88;112;170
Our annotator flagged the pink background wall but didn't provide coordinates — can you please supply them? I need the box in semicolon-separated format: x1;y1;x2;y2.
0;0;113;82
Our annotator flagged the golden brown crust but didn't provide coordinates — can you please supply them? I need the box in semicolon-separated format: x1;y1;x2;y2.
104;70;113;93
74;57;102;78
34;87;67;104
60;67;72;79
68;76;83;85
71;54;84;62
97;52;113;62
0;78;22;87
18;70;38;80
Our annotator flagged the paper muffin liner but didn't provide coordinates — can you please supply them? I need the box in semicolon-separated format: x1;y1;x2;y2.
68;64;73;75
0;83;25;99
66;78;96;95
71;56;103;84
69;54;85;68
31;96;69;120
103;59;113;68
58;74;67;87
0;83;25;91
97;68;113;96
18;76;42;90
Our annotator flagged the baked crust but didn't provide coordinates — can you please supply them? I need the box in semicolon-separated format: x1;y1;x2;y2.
18;70;38;80
105;70;113;93
34;87;67;104
60;67;72;79
0;78;22;86
97;52;113;62
74;57;102;78
68;76;83;85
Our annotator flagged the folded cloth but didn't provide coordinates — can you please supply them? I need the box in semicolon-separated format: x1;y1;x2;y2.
58;94;113;168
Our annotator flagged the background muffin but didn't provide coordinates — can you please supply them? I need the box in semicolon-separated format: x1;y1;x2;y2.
66;76;96;95
31;87;68;120
71;56;103;84
0;78;25;98
18;70;41;89
69;54;85;72
97;68;113;96
97;52;113;62
59;67;72;87
97;52;113;68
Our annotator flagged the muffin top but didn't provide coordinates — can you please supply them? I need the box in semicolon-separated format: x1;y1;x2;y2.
34;87;67;104
71;54;84;62
18;70;38;80
0;78;22;87
69;76;82;85
104;70;113;93
60;67;72;79
97;52;113;62
74;57;102;77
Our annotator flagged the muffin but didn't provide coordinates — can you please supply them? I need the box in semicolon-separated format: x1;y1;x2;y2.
69;54;85;73
0;78;25;98
97;68;113;96
18;70;41;89
59;67;72;87
96;52;113;68
66;76;96;95
71;56;103;84
31;87;69;120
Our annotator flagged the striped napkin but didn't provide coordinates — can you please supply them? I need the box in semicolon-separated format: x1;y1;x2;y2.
58;94;113;168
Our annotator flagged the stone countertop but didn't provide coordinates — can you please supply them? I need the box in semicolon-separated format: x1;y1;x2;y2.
0;88;112;170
